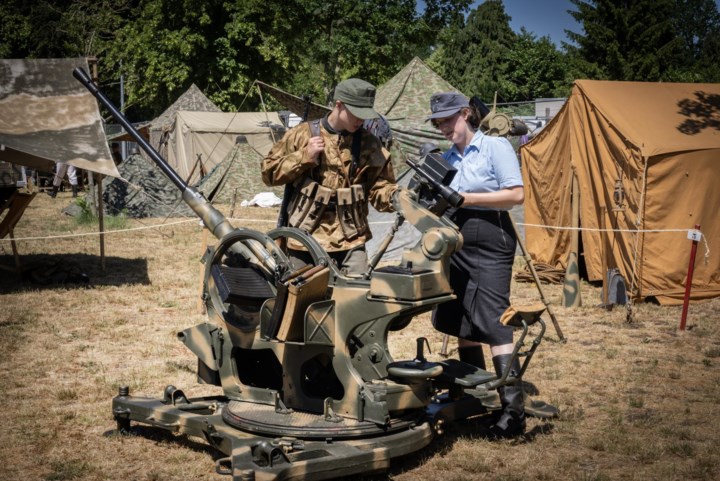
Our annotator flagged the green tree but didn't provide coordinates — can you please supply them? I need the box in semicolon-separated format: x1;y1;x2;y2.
0;0;129;59
284;0;471;105
671;0;720;81
567;0;687;81
506;29;572;100
2;0;471;119
435;0;516;102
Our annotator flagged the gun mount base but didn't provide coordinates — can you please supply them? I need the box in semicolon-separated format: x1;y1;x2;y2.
222;400;422;439
112;387;434;481
112;376;557;481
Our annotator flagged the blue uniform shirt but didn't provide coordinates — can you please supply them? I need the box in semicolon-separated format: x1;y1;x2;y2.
444;130;523;211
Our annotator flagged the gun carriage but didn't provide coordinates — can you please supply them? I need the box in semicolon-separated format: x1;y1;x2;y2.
74;68;555;481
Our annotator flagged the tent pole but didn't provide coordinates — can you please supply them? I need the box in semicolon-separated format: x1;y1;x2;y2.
96;172;106;271
562;173;582;307
509;212;566;342
86;56;106;270
601;207;610;309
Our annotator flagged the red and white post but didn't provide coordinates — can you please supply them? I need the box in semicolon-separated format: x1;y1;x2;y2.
679;224;702;331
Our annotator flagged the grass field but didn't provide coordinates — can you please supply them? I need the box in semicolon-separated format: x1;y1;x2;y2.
1;191;719;481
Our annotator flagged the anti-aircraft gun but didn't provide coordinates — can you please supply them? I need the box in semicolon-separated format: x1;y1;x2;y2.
74;68;555;481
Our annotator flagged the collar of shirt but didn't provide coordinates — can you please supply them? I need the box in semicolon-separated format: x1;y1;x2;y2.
445;130;485;164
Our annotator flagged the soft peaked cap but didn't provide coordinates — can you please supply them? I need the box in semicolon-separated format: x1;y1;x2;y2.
333;78;380;120
427;92;470;121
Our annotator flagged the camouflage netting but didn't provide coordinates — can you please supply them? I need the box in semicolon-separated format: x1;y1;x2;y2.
196;139;283;204
102;154;193;218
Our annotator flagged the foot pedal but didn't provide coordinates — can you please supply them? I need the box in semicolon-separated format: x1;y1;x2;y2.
437;359;496;387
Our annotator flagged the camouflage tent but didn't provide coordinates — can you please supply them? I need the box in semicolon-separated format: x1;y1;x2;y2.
102;153;193;218
374;57;461;173
104;85;223;218
196;137;284;204
0;58;119;177
104;111;284;218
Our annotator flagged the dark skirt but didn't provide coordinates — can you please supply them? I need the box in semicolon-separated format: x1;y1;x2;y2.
432;209;517;345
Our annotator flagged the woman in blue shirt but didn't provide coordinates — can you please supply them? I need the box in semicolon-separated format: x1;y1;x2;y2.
427;92;525;438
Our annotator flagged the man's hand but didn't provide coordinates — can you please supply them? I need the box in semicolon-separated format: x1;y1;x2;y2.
306;136;325;164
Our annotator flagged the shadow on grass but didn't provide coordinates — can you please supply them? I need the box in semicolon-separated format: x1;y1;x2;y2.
339;415;556;480
104;425;222;458
0;253;150;293
101;411;557;481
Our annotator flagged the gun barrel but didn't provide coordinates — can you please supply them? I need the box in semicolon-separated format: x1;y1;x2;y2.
72;67;235;241
73;68;187;192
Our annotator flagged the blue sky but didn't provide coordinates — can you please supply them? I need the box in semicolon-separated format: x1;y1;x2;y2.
471;0;720;47
486;0;580;46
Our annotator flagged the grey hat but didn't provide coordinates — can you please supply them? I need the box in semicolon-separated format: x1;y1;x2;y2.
426;92;469;121
333;78;379;120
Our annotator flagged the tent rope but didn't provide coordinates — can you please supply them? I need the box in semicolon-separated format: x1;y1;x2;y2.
626;157;650;322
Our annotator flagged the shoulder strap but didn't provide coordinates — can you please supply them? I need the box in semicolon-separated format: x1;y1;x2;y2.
350;129;362;181
309;119;321;137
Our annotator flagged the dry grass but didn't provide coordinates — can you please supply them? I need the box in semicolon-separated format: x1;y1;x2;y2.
1;191;719;481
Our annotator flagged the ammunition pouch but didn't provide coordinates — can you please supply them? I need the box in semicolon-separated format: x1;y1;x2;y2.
288;177;316;228
351;184;368;235
336;187;358;240
336;185;368;241
288;178;333;233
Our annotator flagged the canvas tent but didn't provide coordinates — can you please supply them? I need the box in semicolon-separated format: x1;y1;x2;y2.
165;110;284;186
374;57;461;173
104;84;222;218
111;83;221;145
0;58;119;178
520;79;720;305
104;111;284;217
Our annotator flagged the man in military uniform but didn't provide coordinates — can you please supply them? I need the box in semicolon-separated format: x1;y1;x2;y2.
262;78;398;275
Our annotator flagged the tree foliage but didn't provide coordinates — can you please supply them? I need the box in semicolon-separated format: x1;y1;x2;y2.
506;29;572;100
567;0;720;82
435;0;516;101
3;0;719;122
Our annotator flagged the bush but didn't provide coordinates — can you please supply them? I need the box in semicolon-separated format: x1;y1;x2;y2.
74;196;128;229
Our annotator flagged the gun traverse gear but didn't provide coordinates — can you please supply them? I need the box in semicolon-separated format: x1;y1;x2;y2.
74;68;557;481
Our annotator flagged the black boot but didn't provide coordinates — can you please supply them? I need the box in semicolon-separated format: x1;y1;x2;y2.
46;185;59;198
71;185;78;198
459;345;486;370
490;354;526;438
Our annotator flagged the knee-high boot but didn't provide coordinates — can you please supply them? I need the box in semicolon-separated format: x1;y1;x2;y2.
47;185;59;198
490;354;526;438
71;185;78;198
459;345;486;370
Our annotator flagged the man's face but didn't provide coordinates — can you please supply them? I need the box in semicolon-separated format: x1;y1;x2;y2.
336;102;366;133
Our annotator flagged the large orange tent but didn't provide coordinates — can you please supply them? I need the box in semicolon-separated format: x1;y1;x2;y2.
520;80;720;305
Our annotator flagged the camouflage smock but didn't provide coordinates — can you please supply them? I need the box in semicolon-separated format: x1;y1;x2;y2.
262;121;397;252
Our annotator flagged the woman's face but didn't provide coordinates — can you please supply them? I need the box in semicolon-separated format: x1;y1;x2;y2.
431;109;470;146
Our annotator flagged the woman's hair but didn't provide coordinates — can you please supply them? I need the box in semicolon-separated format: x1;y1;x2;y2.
463;106;482;130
